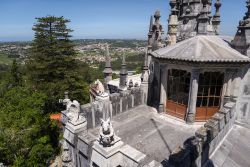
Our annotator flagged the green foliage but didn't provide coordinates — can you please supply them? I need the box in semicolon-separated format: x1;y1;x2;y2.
0;52;13;65
0;87;60;166
10;59;22;87
27;16;90;112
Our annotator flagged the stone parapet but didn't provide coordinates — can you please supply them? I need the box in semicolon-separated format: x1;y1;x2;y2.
82;87;144;129
168;101;236;167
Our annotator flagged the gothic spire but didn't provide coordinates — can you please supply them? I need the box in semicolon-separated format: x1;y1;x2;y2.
119;54;128;90
104;44;111;69
212;0;221;35
103;44;112;91
149;15;153;32
244;0;250;20
231;0;250;57
170;0;178;16
152;10;164;50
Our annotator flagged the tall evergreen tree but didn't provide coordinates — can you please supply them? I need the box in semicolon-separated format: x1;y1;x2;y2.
27;16;89;112
10;59;22;87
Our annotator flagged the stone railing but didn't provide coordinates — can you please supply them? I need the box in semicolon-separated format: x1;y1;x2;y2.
75;87;144;129
168;101;236;167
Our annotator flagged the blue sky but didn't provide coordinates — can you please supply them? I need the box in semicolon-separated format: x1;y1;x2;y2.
0;0;247;41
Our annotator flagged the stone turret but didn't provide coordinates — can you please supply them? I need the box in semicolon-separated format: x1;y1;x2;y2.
232;0;250;57
212;0;221;35
167;0;179;46
152;10;164;51
119;54;128;90
176;0;215;41
197;0;214;35
103;44;112;91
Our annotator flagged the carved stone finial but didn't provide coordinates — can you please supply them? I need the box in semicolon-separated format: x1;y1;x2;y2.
149;15;153;32
152;10;164;50
212;0;221;35
99;118;115;147
119;54;128;89
103;44;113;91
154;10;161;20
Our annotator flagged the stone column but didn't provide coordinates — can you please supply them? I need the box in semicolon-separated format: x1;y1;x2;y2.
158;65;168;113
186;69;200;124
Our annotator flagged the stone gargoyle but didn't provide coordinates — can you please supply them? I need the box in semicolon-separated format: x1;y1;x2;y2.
99;118;115;147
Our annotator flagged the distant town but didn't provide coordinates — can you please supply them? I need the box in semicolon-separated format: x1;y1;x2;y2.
0;39;146;67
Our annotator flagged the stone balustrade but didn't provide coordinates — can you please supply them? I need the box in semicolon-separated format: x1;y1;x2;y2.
82;87;144;129
168;101;236;167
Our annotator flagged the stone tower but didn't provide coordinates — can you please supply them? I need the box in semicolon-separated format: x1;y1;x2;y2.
212;0;221;35
231;0;250;57
176;0;216;41
103;44;113;91
119;54;128;90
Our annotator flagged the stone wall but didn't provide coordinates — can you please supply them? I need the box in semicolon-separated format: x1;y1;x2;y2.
82;87;144;129
236;64;250;126
168;101;236;167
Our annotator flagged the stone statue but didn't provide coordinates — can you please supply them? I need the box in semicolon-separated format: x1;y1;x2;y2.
66;100;84;124
94;79;105;96
99;118;115;147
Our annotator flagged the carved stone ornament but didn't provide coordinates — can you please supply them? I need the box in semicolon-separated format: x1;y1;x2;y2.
99;118;115;147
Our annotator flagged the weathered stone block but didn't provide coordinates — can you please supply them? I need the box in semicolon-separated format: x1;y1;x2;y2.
224;102;236;118
219;108;230;124
128;94;133;109
95;106;103;126
133;88;142;106
86;108;94;129
81;103;93;129
195;127;208;144
77;138;89;157
204;119;219;140
212;113;225;131
110;93;120;116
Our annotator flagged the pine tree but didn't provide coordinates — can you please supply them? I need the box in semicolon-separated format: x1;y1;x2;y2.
27;16;89;112
10;59;22;87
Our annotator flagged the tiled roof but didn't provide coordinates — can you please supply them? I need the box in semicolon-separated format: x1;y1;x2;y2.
151;35;250;63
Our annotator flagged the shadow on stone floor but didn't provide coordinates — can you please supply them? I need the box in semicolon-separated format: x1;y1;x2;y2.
150;118;172;154
159;135;215;167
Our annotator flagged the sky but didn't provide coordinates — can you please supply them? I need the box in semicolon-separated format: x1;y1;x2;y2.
0;0;247;41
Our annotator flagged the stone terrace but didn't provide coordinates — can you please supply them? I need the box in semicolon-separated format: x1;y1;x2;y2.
88;105;202;164
209;124;250;167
